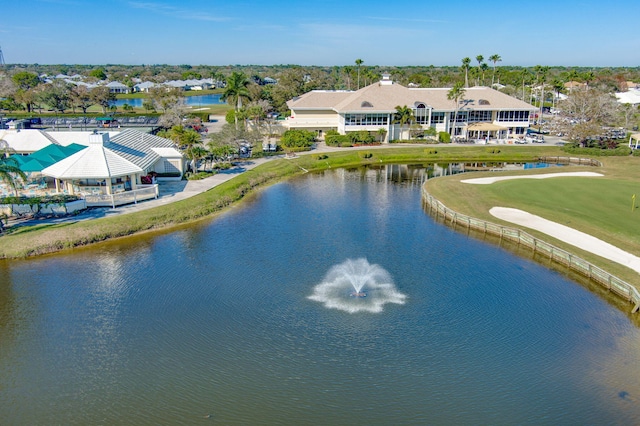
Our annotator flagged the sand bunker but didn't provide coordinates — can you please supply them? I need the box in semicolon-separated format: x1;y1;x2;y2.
490;207;640;275
460;171;638;275
461;171;603;185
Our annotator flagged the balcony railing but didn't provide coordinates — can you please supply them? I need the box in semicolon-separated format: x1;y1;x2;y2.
84;185;158;208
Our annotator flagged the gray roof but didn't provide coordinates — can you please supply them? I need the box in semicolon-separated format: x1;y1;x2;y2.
107;129;179;171
288;80;536;113
106;81;129;88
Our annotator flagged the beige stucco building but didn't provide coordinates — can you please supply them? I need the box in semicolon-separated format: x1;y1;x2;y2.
286;74;537;142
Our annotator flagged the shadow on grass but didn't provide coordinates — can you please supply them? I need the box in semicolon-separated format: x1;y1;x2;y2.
3;222;75;236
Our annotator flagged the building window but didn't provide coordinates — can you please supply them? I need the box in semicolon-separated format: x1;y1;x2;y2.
413;104;430;124
449;111;468;123
497;110;530;122
468;110;493;122
345;113;389;126
430;112;445;124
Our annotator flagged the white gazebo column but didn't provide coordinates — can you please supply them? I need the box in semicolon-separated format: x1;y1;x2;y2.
130;175;138;190
106;179;113;195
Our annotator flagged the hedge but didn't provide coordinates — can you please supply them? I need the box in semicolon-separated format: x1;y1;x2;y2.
561;146;632;156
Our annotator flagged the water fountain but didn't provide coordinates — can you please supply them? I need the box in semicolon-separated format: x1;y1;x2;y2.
308;258;406;313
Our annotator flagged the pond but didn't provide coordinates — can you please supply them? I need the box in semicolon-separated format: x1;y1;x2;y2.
111;93;225;108
1;165;639;425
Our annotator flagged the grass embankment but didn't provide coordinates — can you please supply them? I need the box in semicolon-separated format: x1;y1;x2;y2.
425;155;640;286
0;145;560;259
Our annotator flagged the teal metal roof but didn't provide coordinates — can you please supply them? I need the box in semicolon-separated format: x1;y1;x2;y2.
17;143;87;172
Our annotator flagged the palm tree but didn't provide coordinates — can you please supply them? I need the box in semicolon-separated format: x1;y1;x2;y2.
480;63;489;86
582;71;595;89
393;105;414;141
475;55;484;85
0;147;27;196
533;65;550;122
355;59;364;89
447;82;466;139
376;128;387;144
343;66;353;90
520;68;531;101
187;146;209;174
489;54;502;86
221;72;251;128
461;57;471;88
551;78;565;110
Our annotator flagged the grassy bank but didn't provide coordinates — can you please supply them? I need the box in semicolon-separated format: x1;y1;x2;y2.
0;145;559;259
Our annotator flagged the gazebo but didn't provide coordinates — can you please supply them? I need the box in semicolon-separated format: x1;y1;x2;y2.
41;134;143;197
629;133;640;149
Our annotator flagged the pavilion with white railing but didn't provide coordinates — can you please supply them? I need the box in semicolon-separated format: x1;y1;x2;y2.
41;132;159;208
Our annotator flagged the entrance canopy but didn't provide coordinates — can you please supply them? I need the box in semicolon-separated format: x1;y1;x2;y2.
465;122;508;131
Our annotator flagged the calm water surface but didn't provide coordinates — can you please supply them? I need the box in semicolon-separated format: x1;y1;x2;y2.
112;94;224;108
1;165;639;425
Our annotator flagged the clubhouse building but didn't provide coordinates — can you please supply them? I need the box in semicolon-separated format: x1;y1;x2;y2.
286;74;537;142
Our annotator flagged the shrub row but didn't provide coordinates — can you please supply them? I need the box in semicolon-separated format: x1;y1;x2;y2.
325;130;376;147
561;146;632;156
280;129;316;149
0;194;80;206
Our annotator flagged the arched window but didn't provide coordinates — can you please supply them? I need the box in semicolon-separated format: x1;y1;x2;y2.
361;101;373;108
479;99;490;105
414;103;429;124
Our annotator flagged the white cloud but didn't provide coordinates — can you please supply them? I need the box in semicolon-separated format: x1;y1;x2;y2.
128;1;231;22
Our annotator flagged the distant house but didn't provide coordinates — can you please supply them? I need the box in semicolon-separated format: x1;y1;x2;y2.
133;81;156;93
163;78;216;91
105;81;131;94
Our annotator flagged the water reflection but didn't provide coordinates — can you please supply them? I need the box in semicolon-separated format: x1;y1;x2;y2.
111;94;224;108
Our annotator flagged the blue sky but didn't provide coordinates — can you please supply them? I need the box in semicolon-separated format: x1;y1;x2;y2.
1;0;639;66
